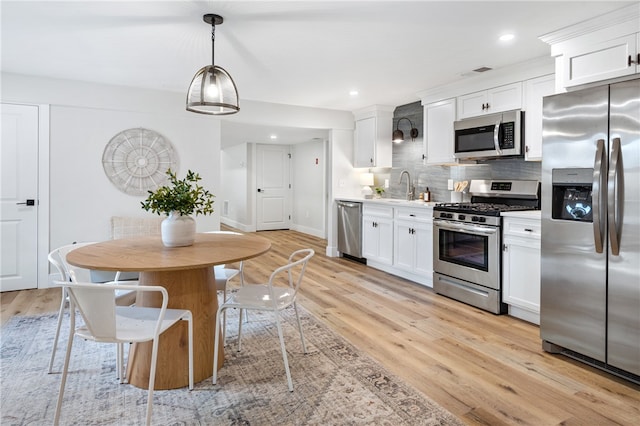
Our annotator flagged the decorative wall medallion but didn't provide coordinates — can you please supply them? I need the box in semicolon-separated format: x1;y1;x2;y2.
102;128;179;195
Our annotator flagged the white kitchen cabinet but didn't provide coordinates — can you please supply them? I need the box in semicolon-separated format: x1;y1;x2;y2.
457;82;523;119
523;74;555;161
393;207;433;287
502;215;541;325
540;3;640;89
561;33;639;88
362;204;393;265
423;98;456;165
354;107;393;168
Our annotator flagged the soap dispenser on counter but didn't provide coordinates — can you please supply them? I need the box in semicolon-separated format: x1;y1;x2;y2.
424;187;431;202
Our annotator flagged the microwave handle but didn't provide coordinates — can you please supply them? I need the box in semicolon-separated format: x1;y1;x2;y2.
493;117;503;155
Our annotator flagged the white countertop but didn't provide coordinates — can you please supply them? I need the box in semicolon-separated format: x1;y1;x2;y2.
501;210;541;220
336;197;437;208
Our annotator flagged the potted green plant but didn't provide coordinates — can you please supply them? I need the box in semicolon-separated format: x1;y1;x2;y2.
374;187;385;199
141;169;215;247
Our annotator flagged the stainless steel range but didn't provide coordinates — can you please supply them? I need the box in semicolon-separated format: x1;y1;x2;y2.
432;179;540;314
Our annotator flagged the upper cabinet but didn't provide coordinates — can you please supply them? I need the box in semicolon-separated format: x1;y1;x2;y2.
561;34;639;88
523;74;555;161
423;98;456;165
540;3;640;90
457;82;522;120
353;106;393;168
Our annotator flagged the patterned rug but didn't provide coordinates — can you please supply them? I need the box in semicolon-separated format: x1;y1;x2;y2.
0;305;463;425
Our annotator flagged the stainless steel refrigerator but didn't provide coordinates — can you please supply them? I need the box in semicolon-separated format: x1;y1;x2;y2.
540;78;640;382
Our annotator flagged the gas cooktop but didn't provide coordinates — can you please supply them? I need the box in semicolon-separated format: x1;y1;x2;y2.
434;202;536;216
433;179;541;217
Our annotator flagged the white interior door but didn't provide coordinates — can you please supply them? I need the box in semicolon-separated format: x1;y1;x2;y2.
1;104;39;291
256;144;290;231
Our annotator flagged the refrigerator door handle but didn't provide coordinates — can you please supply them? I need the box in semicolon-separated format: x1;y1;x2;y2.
608;137;623;256
592;138;606;253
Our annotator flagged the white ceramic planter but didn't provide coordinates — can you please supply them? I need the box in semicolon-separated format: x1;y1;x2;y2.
161;211;196;247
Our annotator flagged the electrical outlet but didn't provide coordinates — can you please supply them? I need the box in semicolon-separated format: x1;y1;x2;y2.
447;179;454;190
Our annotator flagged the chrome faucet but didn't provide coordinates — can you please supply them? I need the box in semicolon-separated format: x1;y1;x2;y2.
399;170;415;201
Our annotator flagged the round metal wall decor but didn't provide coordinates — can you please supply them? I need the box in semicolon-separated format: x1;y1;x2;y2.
102;128;179;196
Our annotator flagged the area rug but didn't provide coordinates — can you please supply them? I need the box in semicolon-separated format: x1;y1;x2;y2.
0;305;463;425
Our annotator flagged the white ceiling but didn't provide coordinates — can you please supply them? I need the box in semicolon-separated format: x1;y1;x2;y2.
1;0;633;146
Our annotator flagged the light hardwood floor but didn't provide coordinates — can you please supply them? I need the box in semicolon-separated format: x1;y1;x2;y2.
2;229;639;425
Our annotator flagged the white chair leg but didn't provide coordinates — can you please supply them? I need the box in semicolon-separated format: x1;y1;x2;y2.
145;337;160;426
117;343;125;383
237;308;244;352
274;312;293;392
186;314;194;390
293;303;308;354
54;308;76;425
48;288;67;373
221;287;227;344
213;306;225;385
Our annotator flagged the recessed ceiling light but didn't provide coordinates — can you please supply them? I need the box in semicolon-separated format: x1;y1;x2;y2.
349;90;359;96
270;134;277;140
499;33;515;42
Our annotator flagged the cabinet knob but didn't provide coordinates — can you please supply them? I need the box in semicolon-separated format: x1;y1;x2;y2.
503;244;508;252
628;54;640;66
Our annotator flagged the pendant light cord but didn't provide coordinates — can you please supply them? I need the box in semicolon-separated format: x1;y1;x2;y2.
211;22;216;66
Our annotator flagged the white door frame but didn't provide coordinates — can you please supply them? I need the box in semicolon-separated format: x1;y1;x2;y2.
36;105;51;288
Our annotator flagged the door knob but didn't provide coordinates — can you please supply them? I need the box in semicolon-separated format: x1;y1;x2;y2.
16;199;35;206
257;188;263;192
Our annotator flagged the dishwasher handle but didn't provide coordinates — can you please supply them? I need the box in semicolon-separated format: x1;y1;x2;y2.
337;201;361;208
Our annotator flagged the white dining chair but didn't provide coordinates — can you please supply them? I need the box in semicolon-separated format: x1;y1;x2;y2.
206;231;247;341
213;248;314;391
47;243;137;380
52;280;193;426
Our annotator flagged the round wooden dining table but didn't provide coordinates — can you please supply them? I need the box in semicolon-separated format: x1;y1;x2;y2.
66;232;271;390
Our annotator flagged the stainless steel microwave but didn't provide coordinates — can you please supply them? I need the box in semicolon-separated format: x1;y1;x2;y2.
453;109;524;160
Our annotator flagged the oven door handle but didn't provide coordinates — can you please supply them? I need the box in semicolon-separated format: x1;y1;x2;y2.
434;220;498;235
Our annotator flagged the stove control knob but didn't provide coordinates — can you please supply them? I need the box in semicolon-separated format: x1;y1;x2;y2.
471;216;479;222
458;214;466;221
447;213;454;219
478;217;487;223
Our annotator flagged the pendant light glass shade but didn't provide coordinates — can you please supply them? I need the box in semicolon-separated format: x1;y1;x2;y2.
186;13;239;115
186;65;239;115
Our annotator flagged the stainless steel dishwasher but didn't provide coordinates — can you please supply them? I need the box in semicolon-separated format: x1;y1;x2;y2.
336;200;364;262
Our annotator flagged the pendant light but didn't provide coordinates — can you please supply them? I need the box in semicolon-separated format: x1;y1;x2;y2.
186;14;239;115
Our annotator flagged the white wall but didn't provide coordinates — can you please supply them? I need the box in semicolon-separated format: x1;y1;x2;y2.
49;105;219;249
291;139;325;238
220;143;251;231
1;73;220;263
326;128;363;256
